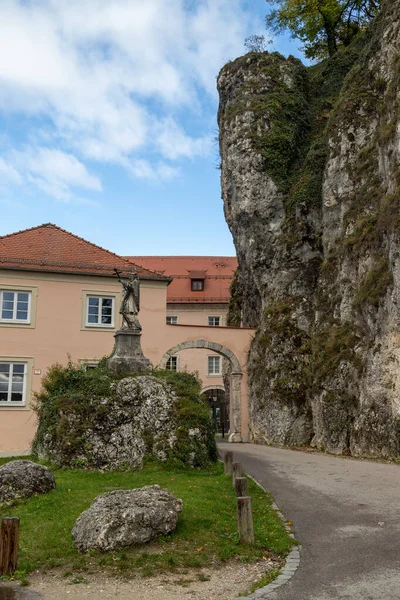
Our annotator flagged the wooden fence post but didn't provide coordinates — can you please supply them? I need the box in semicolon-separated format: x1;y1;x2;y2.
224;451;233;475
235;476;248;498
0;517;20;576
237;497;254;544
232;461;242;485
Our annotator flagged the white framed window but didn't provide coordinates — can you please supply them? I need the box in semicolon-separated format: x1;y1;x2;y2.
166;316;178;325
166;356;178;371
79;359;100;371
0;290;31;323
86;296;114;327
207;355;221;376
0;362;27;405
208;316;221;327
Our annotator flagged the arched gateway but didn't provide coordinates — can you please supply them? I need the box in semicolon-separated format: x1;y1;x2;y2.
159;340;243;442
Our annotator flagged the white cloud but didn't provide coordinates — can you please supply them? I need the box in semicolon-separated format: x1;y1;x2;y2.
156;119;212;160
0;0;263;200
0;157;22;184
2;147;102;202
130;160;180;182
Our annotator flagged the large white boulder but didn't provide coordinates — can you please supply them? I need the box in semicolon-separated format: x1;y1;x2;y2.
72;485;183;552
0;460;56;504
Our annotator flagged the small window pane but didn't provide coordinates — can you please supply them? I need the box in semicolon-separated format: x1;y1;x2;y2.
191;279;204;291
0;362;26;404
208;356;221;375
1;291;31;322
12;371;24;383
208;316;220;327
166;356;178;371
87;296;113;326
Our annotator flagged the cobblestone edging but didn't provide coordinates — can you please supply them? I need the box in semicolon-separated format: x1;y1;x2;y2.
233;474;301;599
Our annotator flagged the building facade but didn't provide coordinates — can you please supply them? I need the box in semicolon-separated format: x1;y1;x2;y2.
0;224;170;453
0;225;250;453
127;256;237;432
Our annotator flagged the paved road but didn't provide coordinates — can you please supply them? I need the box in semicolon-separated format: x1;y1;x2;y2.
219;441;400;600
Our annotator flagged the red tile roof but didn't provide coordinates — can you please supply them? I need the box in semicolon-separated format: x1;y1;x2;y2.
0;224;169;280
126;256;238;303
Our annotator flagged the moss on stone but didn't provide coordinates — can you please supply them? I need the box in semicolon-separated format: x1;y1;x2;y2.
353;259;393;308
32;361;217;470
226;268;243;327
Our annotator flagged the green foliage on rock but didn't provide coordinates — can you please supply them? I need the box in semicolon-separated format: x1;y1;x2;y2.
32;361;217;470
266;0;381;60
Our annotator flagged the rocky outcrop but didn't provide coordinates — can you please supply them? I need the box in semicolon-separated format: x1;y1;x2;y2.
34;374;216;469
72;486;183;552
0;460;56;504
218;0;400;457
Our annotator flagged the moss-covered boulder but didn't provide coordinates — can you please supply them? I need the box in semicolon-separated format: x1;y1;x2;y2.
32;362;217;470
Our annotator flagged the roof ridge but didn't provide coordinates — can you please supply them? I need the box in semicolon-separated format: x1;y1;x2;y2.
0;222;59;241
0;223;159;278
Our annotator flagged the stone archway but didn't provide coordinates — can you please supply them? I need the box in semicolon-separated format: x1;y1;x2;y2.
159;339;243;442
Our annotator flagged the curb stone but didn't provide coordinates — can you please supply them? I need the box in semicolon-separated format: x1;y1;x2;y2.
232;474;301;600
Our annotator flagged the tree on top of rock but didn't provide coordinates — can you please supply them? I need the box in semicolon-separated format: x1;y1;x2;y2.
266;0;381;60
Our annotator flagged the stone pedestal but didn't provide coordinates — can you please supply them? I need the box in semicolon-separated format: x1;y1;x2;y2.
107;328;152;375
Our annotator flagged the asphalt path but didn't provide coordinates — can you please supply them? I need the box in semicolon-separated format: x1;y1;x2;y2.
219;441;400;600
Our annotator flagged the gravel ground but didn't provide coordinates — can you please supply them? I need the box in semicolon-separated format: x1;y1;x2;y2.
6;558;280;600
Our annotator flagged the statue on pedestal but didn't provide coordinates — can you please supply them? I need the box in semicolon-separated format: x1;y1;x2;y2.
117;272;141;331
107;270;152;374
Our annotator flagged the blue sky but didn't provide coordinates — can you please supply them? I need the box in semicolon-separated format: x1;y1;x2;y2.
0;0;304;256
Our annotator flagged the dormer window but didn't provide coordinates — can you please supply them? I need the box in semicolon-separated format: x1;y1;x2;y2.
189;270;206;292
191;279;204;291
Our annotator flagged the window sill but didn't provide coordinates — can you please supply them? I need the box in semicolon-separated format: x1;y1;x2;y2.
207;373;222;377
83;324;115;331
0;404;27;410
0;321;33;328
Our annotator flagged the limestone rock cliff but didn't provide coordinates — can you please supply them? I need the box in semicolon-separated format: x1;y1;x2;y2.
218;0;400;457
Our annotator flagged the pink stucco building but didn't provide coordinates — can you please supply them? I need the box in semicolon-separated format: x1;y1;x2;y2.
128;256;238;431
0;224;253;454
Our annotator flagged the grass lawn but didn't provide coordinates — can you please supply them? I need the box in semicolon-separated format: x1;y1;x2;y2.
0;458;293;580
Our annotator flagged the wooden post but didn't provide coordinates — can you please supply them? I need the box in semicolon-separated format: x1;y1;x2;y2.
0;517;20;576
235;476;248;498
224;451;233;475
232;461;242;485
237;497;254;544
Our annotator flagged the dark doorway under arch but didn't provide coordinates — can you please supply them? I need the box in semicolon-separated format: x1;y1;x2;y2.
201;388;229;436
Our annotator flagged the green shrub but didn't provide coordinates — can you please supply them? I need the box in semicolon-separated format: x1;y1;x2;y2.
32;361;217;470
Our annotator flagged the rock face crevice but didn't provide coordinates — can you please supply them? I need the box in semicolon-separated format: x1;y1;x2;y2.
218;0;400;457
